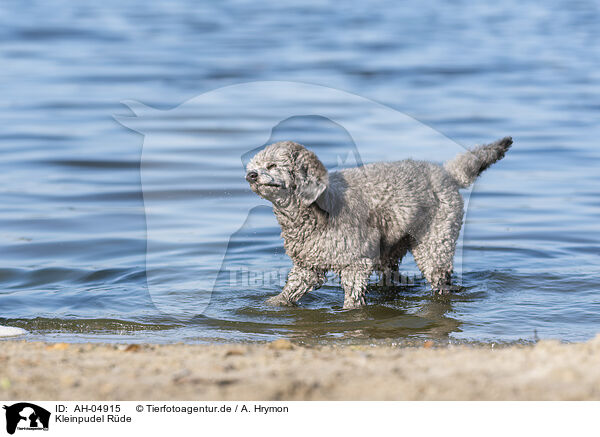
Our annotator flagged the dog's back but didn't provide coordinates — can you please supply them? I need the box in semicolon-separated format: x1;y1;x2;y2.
329;159;462;250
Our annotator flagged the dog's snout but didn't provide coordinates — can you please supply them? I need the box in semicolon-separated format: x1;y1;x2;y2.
246;171;258;183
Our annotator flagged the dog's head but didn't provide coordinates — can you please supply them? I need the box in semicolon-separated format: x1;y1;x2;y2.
246;141;328;209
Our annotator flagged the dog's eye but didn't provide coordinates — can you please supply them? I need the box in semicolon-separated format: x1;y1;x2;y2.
266;163;277;170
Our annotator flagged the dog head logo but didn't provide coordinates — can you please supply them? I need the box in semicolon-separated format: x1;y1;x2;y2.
115;81;470;318
3;403;50;435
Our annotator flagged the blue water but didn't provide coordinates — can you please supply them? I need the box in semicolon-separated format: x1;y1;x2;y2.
0;0;599;343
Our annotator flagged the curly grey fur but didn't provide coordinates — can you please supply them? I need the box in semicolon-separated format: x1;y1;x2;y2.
246;137;512;308
444;137;513;188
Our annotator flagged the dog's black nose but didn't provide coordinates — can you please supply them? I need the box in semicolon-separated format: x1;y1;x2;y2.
246;171;258;183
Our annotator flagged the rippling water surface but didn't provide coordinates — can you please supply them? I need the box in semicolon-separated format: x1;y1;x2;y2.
1;0;599;343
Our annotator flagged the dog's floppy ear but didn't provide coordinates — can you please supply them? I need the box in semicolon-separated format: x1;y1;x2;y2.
293;146;329;207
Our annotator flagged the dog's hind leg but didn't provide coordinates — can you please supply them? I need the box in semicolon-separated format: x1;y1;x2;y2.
341;264;372;309
410;236;455;293
266;265;325;306
410;197;463;294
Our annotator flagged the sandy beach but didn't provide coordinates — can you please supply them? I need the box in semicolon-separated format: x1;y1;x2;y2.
1;337;600;400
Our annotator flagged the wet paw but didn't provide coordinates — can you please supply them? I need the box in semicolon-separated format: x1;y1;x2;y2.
434;284;462;295
265;295;295;307
342;297;367;309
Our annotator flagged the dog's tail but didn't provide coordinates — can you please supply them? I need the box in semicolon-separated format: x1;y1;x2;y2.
444;136;512;188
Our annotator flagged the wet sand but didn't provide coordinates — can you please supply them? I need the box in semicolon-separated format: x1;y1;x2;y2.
1;337;600;400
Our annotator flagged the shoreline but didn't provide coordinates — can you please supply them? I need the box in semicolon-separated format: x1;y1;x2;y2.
1;337;600;400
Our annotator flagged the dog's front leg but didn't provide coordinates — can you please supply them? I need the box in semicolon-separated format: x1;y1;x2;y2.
266;265;325;306
341;266;371;309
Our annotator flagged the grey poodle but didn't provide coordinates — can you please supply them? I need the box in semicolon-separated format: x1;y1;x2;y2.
245;137;512;308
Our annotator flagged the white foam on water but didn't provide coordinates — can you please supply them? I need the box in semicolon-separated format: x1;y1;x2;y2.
0;326;27;337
